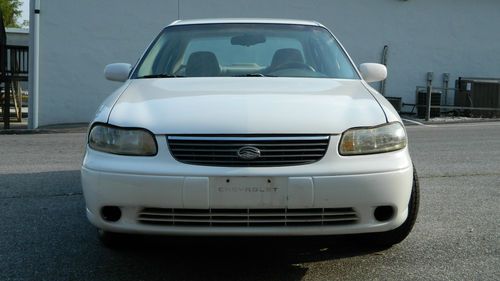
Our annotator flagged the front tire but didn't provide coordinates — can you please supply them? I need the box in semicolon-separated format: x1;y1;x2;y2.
97;229;127;248
368;166;420;246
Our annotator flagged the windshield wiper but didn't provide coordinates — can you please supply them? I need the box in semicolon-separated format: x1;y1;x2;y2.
136;74;184;79
234;73;276;77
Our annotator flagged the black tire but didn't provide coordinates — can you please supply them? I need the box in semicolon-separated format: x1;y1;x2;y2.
97;228;128;249
367;166;420;247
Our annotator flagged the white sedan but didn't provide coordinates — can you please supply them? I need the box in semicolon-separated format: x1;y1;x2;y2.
82;18;419;247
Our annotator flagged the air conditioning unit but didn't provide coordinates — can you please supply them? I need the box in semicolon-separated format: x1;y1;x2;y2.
455;78;500;117
417;90;441;119
385;97;402;113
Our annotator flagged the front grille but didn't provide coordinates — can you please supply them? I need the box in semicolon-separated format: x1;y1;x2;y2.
137;208;358;227
167;135;330;167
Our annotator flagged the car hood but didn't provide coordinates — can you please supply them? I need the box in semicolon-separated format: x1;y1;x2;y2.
107;78;387;134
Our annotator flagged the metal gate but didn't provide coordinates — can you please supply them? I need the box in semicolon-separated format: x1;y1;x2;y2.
0;10;29;129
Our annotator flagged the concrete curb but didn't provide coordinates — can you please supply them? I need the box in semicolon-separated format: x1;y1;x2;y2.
0;123;88;135
401;116;500;126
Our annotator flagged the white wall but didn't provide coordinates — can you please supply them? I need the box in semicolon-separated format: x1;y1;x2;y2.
34;0;178;126
33;0;500;126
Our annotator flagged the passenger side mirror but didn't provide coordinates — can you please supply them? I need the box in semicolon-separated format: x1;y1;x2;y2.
104;63;132;82
359;63;387;83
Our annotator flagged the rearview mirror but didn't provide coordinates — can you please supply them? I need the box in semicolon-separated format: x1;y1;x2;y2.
231;34;266;46
359;63;387;83
104;63;132;82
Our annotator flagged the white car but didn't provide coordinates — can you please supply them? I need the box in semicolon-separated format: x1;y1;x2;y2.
82;18;419;247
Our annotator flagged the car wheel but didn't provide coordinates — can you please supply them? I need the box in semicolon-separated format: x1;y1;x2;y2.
97;228;127;248
367;166;420;247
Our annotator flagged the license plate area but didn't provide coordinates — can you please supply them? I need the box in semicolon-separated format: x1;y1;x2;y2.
209;177;286;208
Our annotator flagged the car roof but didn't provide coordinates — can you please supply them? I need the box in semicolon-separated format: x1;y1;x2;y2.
168;18;324;28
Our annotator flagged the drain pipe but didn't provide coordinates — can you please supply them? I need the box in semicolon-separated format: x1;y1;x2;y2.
28;0;40;129
442;73;449;106
177;0;180;19
425;72;433;121
379;45;388;96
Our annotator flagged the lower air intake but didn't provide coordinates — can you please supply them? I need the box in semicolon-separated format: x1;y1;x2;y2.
137;208;358;227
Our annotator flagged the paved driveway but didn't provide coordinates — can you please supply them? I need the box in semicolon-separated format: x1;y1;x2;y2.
0;122;499;280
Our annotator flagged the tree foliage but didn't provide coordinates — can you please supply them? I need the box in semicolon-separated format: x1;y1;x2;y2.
0;0;22;28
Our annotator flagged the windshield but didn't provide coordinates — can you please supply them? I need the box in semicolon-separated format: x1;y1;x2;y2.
133;23;359;79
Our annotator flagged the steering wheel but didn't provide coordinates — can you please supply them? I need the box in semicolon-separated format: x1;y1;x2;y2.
271;62;316;72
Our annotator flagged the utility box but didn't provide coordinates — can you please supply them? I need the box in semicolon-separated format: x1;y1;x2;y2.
385;97;402;113
456;78;500;117
417;90;441;119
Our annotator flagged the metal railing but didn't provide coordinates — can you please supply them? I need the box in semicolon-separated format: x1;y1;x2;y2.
404;84;500;121
6;45;29;78
1;45;29;128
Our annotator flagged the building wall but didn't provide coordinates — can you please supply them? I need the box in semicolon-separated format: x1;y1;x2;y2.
33;0;500;126
34;0;179;126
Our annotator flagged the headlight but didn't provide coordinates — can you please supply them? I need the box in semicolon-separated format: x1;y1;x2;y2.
339;122;406;156
88;124;157;156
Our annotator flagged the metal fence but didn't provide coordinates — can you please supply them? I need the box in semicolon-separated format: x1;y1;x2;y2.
6;45;29;78
401;76;500;120
1;45;29;128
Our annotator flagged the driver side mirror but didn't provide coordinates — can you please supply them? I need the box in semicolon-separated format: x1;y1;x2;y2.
359;63;387;83
104;63;132;82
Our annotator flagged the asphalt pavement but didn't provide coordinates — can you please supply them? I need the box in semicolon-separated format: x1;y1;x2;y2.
0;122;499;281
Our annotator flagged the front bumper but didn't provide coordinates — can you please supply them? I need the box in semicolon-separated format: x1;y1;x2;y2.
82;133;413;236
81;165;413;236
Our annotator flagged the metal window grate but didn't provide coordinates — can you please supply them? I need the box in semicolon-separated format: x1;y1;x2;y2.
167;135;330;167
137;208;358;227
